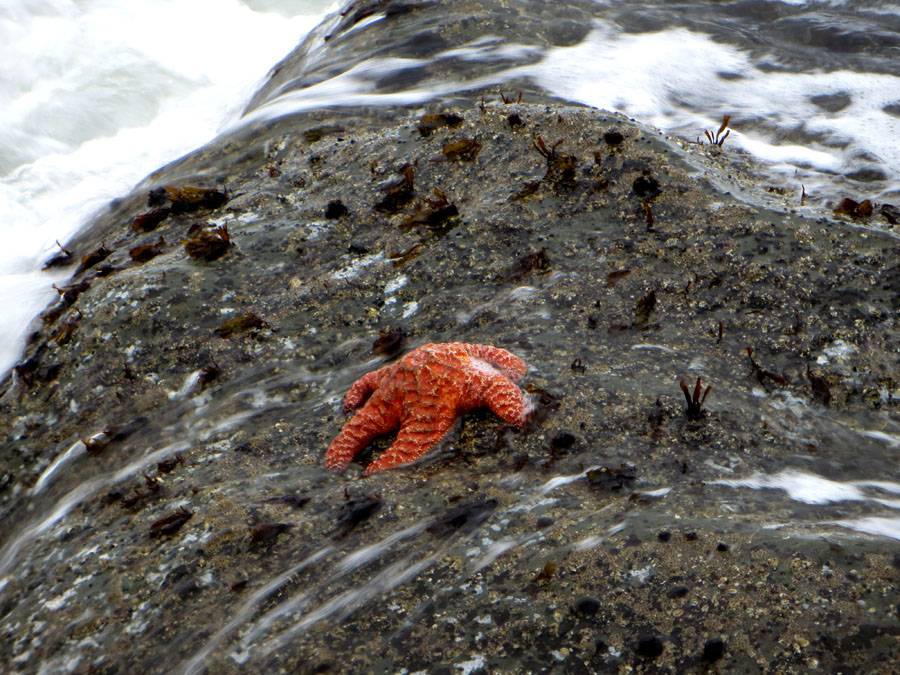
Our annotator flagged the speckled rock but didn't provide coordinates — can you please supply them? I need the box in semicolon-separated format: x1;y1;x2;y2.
0;68;899;675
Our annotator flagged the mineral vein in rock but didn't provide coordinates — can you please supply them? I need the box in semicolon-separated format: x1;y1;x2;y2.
326;342;529;475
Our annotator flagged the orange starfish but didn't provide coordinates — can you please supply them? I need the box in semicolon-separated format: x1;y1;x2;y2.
326;342;530;475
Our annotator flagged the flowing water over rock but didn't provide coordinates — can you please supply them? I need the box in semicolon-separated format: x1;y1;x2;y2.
2;1;899;672
241;0;900;211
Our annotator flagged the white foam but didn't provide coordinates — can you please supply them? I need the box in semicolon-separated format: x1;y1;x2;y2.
714;468;900;508
329;252;385;281
384;274;408;295
714;469;860;504
530;24;900;188
860;431;900;448
457;654;486;675
832;516;900;541
401;301;418;318
631;344;676;353
239;21;900;198
0;0;337;377
817;339;857;365
31;439;87;495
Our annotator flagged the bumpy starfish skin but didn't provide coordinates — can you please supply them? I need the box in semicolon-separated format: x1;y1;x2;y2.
326;342;529;475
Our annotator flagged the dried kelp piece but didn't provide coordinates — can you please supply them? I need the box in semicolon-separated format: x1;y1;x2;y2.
633;290;657;328
146;185;228;215
401;188;459;229
53;280;90;307
51;318;79;346
197;363;220;388
586;465;636;491
42;241;73;270
680;376;711;419
129;236;165;263
704;114;731;146
90;264;117;278
375;166;415;212
249;522;293;542
515;180;541;200
426;499;498;538
75;244;111;275
506;248;551;280
83;418;144;453
442;139;481;162
166;186;229;214
81;436;105;453
806;365;832;406
148;187;168;207
389;244;423;267
522;385;560;429
834;197;873;219
262;495;310;509
183;224;232;261
881;203;899;225
605;269;630;286
642;202;654;228
214;312;266;338
746;347;788;387
417;112;464;137
553;153;576;184
532;134;575;185
374;327;408;357
131;208;171;232
149;506;193;538
532;134;561;160
303;125;344;143
109;473;162;509
14;349;61;386
157;455;183;474
533;561;556;583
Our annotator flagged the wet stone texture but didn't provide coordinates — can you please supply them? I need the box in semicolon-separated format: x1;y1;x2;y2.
1;88;899;674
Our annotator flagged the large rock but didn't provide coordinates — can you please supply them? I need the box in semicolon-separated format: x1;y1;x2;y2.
1;2;899;672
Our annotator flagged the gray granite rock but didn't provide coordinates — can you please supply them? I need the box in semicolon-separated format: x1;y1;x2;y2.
1;4;899;671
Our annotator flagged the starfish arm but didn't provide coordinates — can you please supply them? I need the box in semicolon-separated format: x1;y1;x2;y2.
363;413;455;475
325;400;400;472
463;344;527;381
343;363;396;411
325;343;530;476
475;372;531;428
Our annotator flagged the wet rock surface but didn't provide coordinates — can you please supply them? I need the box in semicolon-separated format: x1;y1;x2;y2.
1;78;900;675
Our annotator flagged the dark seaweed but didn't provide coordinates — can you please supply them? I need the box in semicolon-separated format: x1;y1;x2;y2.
149;507;193;538
426;499;498;538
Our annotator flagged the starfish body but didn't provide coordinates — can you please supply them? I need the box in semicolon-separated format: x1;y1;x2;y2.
326;342;529;475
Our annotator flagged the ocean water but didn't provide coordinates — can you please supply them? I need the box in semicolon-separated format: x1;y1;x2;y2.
2;0;898;375
0;0;337;376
